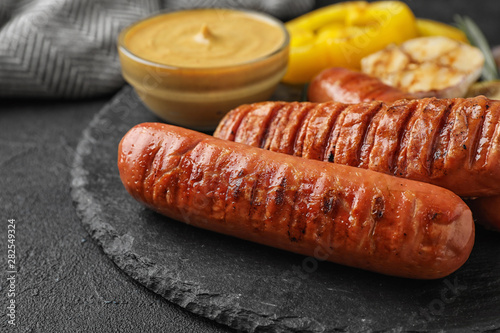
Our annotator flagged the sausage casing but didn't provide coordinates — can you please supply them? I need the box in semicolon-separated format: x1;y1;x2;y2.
308;67;413;104
467;196;500;231
118;123;474;279
305;67;500;230
214;97;500;197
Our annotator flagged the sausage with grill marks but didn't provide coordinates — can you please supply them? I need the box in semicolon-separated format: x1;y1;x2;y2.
305;67;500;231
118;123;474;279
214;96;500;198
308;67;414;104
467;196;500;231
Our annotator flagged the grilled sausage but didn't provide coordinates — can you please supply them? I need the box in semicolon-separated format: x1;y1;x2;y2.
308;67;414;104
306;68;500;231
118;122;474;279
214;97;500;197
467;196;500;231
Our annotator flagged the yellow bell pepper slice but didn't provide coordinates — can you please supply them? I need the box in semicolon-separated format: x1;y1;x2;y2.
283;1;418;84
416;18;469;43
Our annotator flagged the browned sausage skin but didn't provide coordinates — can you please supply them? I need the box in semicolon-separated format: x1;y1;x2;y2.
467;196;500;231
119;123;474;279
305;67;500;231
308;67;414;104
215;97;500;198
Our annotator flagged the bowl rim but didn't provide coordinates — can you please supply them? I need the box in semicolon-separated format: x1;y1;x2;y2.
117;7;290;71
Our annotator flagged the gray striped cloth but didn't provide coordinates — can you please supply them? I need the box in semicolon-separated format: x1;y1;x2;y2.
0;0;314;98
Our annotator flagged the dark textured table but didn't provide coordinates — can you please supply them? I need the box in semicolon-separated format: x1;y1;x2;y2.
2;1;500;333
1;96;233;333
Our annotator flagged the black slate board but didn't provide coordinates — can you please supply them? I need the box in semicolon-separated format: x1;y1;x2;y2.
71;85;500;333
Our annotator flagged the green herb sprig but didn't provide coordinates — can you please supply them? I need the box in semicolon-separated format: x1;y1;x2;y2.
455;15;499;81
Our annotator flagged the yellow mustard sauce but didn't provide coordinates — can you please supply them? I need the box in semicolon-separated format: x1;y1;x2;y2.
124;9;286;68
118;8;289;130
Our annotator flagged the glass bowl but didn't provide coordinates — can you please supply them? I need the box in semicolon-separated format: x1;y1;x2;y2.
118;8;289;131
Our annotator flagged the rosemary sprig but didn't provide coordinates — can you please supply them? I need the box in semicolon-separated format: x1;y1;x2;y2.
455;15;499;81
301;83;309;101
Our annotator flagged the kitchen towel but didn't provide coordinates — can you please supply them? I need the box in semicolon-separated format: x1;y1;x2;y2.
0;0;314;98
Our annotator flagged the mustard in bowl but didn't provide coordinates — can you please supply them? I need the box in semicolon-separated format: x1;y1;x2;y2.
118;8;289;130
